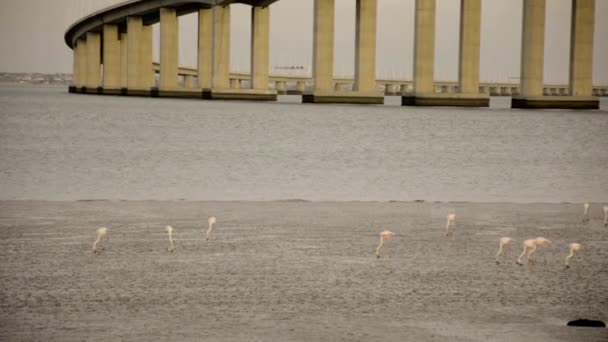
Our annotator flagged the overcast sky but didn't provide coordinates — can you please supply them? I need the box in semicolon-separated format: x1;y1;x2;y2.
1;0;607;84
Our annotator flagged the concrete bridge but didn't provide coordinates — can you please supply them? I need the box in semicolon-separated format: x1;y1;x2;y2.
66;0;603;109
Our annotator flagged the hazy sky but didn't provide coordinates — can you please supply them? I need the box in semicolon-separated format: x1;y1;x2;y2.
1;0;607;84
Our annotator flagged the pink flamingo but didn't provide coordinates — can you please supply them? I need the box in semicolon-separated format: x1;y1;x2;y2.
565;243;583;268
495;237;514;264
92;227;108;253
445;213;456;238
166;225;175;252
376;231;395;258
582;203;590;223
516;237;550;265
206;216;217;241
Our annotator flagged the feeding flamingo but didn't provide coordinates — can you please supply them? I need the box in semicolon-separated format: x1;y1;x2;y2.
582;203;590;223
92;227;108;253
445;213;456;238
206;216;217;241
166;225;175;252
376;230;395;258
565;243;583;268
516;237;550;265
495;237;514;264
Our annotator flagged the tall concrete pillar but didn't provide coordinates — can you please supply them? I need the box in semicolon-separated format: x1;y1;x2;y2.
519;0;545;97
458;0;482;94
160;7;179;89
251;6;270;90
184;75;195;88
85;32;101;88
141;25;154;88
312;0;335;93
213;5;231;89
198;8;213;89
120;33;128;88
569;0;595;96
413;0;436;94
72;47;79;87
354;0;377;93
73;39;86;87
127;16;143;89
103;24;121;89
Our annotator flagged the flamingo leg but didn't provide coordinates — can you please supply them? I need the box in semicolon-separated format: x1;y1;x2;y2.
376;238;384;258
516;246;527;265
495;244;504;264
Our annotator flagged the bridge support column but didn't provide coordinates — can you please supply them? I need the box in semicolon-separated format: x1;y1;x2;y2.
251;6;270;90
160;8;179;90
102;24;121;93
455;0;489;106
127;17;144;93
353;0;382;103
73;38;87;90
85;32;101;92
198;8;213;89
304;0;381;104
565;0;598;108
184;75;195;89
120;33;128;88
212;5;230;90
141;25;154;88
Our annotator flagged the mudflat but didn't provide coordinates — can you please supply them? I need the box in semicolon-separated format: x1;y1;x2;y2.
0;201;606;341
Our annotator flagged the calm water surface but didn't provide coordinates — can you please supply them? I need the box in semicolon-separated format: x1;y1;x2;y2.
1;84;606;202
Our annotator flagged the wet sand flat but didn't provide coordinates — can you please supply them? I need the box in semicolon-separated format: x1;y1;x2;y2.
0;201;607;341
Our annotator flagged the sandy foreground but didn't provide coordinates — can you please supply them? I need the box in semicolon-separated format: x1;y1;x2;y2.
0;200;606;341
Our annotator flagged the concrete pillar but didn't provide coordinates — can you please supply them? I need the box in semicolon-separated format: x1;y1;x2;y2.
85;32;101;88
413;0;436;94
296;81;306;92
160;7;179;89
74;39;86;87
230;78;240;89
141;25;154;87
569;0;595;96
276;80;286;93
127;16;143;89
354;0;377;93
103;24;121;88
312;0;335;92
519;0;545;97
72;45;79;86
213;6;231;89
458;0;482;94
184;75;195;88
198;8;213;89
120;33;128;88
251;7;270;90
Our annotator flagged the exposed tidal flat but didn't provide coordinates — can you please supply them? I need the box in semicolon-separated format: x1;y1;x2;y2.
0;200;607;341
0;84;607;340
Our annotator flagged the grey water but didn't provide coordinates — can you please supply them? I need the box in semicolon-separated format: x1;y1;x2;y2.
0;83;606;203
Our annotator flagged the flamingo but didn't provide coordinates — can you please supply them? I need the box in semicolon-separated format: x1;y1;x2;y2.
92;227;108;253
565;243;583;268
529;237;551;264
166;225;175;252
376;230;395;258
516;238;537;265
445;213;456;238
603;206;607;227
582;203;590;223
206;216;217;241
495;237;514;264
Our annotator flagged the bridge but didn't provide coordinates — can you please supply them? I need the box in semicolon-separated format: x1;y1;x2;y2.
66;0;604;109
